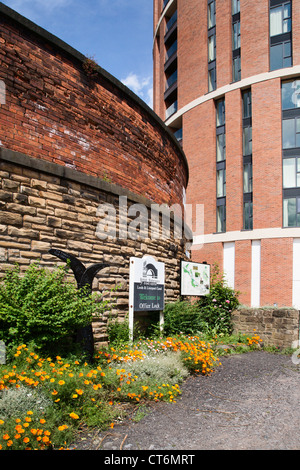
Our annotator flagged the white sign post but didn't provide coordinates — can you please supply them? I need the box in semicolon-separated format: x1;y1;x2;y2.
129;255;165;341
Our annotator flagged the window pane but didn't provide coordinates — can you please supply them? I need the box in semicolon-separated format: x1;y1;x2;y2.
243;202;253;230
243;127;252;156
217;170;225;197
243;163;252;193
283;158;296;188
282;119;295;148
208;1;215;28
243;91;252;118
283;3;291;19
232;0;240;14
208;68;216;92
270;43;283;71
282;80;300;110
208;35;216;62
216;100;225;126
217;134;226;161
233;56;241;82
270;6;283;36
283;198;296;227
217;205;225;232
233;21;240;49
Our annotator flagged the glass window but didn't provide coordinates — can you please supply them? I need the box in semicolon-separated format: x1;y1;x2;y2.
217;169;226;198
217;204;226;233
217;134;226;161
216;99;225;127
243;202;253;230
208;68;216;92
243;90;252;118
208;35;216;62
232;0;240;15
233;21;241;50
243;127;252;156
208;1;216;28
283;197;297;227
283;118;300;149
283;158;296;187
270;2;291;37
243;163;253;193
270;41;292;71
282;80;300;110
233;56;241;82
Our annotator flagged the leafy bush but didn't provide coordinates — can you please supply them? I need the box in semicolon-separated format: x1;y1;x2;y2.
163;300;209;336
122;351;189;386
163;264;239;336
0;386;52;420
0;263;106;354
196;264;240;334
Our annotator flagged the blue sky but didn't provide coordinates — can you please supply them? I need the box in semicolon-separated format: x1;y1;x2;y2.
1;0;154;107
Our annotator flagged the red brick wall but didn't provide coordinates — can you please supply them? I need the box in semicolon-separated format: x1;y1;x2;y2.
178;0;207;108
0;8;188;209
241;0;269;78
252;78;282;229
184;101;216;236
216;0;232;88
260;238;293;307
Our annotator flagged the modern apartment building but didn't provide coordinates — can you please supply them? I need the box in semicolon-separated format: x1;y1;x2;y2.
153;0;300;308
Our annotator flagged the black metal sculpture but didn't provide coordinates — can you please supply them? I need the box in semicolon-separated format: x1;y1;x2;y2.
49;249;108;362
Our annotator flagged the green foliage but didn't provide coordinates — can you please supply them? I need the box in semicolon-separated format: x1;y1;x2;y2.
197;264;240;334
163;264;240;336
0;263;107;353
163;300;209;336
107;315;130;346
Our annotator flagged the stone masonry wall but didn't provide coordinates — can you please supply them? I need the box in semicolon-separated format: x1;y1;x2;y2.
0;150;190;348
232;307;300;349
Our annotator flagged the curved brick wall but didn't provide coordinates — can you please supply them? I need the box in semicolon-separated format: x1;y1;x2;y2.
0;3;188;208
0;3;190;347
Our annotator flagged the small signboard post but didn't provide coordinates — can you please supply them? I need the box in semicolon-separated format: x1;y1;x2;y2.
129;256;165;341
180;261;210;296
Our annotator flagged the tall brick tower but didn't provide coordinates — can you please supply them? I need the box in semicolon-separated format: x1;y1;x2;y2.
153;0;300;308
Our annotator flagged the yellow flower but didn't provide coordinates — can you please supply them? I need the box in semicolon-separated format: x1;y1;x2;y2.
69;412;79;420
3;434;10;440
0;420;4;425
58;425;68;431
58;380;65;386
23;437;30;443
40;419;46;424
27;411;33;415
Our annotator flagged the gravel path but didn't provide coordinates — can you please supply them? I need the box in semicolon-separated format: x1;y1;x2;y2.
73;351;300;451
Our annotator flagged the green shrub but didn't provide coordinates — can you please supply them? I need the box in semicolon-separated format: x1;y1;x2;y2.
196;264;240;334
163;300;209;336
0;263;107;354
163;264;239;336
0;386;52;420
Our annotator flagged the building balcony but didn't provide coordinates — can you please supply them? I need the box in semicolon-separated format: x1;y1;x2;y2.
165;100;178;120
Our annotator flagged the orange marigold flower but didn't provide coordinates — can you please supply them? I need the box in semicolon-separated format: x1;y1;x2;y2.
69;412;79;420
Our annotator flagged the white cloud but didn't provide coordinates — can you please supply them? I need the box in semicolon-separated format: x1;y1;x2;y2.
121;73;153;108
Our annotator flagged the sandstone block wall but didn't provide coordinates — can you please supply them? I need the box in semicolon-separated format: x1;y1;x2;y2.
232;307;300;349
0;149;190;347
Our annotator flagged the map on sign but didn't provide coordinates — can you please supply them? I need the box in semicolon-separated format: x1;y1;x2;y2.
180;261;210;296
